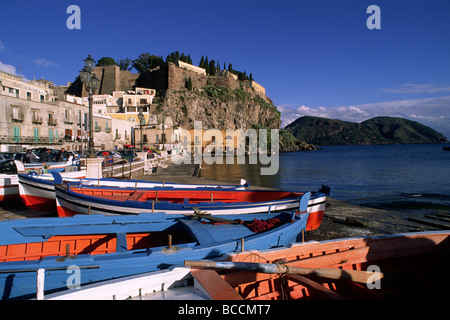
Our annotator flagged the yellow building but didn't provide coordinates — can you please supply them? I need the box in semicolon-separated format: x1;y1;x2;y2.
181;128;244;154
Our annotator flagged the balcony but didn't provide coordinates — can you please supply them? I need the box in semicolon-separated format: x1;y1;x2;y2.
32;117;43;125
48;119;58;126
11;113;24;123
94;126;102;132
0;135;63;145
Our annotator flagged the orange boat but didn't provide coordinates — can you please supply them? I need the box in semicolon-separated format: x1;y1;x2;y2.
188;231;450;300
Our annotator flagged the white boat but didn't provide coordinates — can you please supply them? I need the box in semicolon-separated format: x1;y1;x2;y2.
0;159;81;204
18;172;249;212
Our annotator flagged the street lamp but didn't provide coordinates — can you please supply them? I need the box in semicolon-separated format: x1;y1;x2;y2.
79;55;100;158
138;108;145;151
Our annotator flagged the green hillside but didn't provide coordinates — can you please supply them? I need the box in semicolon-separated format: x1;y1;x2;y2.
285;116;448;146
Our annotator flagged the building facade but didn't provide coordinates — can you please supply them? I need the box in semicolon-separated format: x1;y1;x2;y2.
0;71;137;153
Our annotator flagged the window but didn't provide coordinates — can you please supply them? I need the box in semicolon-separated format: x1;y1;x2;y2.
49;129;54;142
13;127;20;143
140;99;147;104
12;107;19;120
27;92;32;101
40;95;45;102
33;128;40;142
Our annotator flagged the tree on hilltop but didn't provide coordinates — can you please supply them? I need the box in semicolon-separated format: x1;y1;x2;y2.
209;60;216;76
96;57;116;67
117;58;133;71
132;53;164;73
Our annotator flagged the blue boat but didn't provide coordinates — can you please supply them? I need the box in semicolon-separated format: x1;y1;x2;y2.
53;174;329;231
0;193;310;300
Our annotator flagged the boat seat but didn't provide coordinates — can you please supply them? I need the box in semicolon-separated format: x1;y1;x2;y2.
127;190;147;201
179;219;253;246
179;219;216;245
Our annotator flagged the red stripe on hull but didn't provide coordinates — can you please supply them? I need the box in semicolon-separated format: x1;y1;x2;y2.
305;210;324;231
56;205;78;217
20;194;56;212
0;194;20;202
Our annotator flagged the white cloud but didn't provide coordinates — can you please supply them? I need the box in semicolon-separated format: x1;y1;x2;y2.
0;40;6;53
380;83;450;94
0;61;18;75
278;96;450;138
33;57;58;67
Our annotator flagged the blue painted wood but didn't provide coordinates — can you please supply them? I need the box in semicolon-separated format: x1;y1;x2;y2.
0;194;310;299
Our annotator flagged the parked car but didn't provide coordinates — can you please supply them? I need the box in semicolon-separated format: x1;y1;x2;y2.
96;150;124;166
0;154;13;161
117;149;138;162
0;159;18;174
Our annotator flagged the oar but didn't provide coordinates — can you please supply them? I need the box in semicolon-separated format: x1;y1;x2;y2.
185;260;383;284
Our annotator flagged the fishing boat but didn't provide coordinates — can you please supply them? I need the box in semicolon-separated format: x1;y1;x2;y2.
18;172;249;212
43;230;450;300
54;178;330;231
190;230;450;300
0;159;81;203
0;193;310;300
22;157;76;174
0;174;18;202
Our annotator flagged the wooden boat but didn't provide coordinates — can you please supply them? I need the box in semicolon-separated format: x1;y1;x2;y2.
0;159;83;203
0;193;310;300
18;172;248;212
54;179;330;231
191;230;450;300
43;230;450;300
0;174;19;202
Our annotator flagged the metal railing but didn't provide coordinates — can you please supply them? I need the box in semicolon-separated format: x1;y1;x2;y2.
0;135;64;145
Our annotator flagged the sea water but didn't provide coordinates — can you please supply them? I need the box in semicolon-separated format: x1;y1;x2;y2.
200;143;450;217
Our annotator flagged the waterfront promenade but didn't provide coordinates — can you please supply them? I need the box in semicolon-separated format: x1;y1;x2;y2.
0;161;436;240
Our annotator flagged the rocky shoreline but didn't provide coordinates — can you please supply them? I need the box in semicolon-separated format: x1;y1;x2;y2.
0;162;439;241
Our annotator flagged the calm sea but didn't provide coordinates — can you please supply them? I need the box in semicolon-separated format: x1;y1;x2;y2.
200;143;450;217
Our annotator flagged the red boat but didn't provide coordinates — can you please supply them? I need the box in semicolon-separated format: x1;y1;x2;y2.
188;231;450;300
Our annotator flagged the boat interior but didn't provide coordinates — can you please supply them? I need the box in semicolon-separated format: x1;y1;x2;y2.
68;186;304;204
191;232;450;300
0;212;295;263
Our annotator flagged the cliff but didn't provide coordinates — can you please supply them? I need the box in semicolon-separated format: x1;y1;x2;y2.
66;62;313;151
285;116;448;146
137;63;281;130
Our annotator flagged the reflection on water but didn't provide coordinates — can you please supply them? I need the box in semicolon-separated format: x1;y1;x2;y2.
200;156;282;189
199;144;450;217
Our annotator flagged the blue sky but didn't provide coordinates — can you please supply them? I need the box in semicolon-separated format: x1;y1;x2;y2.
1;0;449;137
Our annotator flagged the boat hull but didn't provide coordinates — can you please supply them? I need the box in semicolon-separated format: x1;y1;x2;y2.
0;206;310;299
204;231;450;300
54;185;327;231
0;174;19;202
18;173;248;212
18;172;86;211
42;231;450;300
